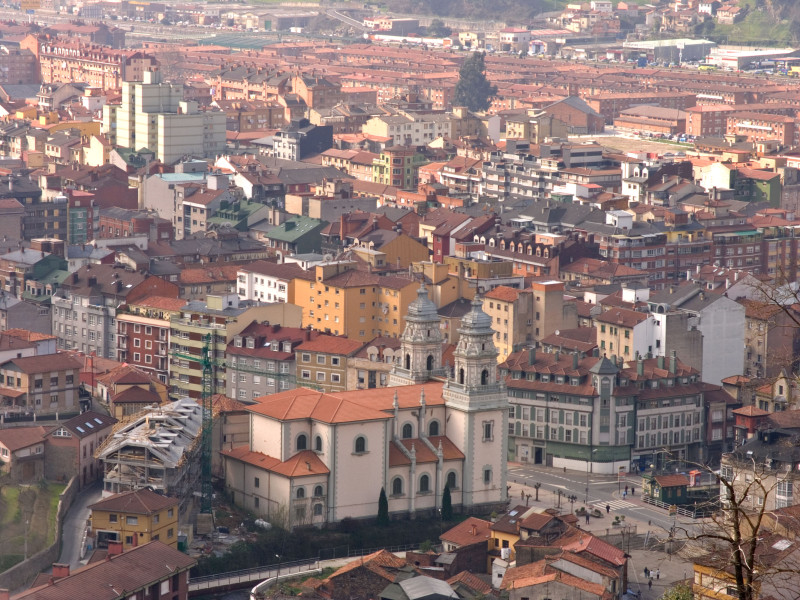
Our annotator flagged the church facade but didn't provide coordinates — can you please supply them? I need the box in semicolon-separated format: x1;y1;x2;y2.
221;285;509;525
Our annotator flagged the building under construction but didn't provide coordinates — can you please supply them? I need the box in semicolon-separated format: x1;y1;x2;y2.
95;397;203;515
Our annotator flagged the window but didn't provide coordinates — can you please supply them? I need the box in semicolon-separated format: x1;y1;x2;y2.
428;421;439;436
483;421;494;441
302;353;311;363
314;485;324;497
168;509;174;518
483;467;492;484
301;370;310;380
402;423;413;439
297;487;305;499
297;434;308;451
315;435;323;452
354;436;366;453
255;477;260;488
167;528;174;538
316;372;325;382
446;471;457;490
316;355;326;365
392;477;403;496
419;474;430;493
313;503;323;516
331;357;340;366
126;516;138;525
109;514;118;523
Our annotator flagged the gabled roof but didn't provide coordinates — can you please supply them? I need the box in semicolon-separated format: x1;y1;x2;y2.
14;541;195;600
60;411;116;437
88;488;178;515
440;517;492;547
0;425;49;451
221;447;330;477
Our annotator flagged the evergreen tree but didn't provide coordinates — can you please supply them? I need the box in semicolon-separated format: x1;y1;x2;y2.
441;484;453;521
377;487;389;526
453;52;497;112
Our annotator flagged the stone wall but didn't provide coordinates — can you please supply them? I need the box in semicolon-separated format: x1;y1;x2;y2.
0;477;78;591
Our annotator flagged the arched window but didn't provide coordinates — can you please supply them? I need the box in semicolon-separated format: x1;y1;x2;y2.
426;354;434;371
428;420;440;436
297;434;307;451
446;471;457;490
296;487;305;499
458;368;465;384
419;474;430;493
315;435;322;452
392;477;403;496
402;423;413;439
405;354;411;369
313;503;323;516
481;369;489;385
314;485;324;497
355;435;367;453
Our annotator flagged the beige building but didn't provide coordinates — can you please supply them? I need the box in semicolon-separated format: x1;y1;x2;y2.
295;335;364;393
483;281;573;361
103;70;225;164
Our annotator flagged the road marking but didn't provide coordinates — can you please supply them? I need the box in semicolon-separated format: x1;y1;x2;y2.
592;499;637;511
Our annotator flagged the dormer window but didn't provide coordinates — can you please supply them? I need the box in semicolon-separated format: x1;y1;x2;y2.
234;336;242;348
283;342;292;353
246;337;255;349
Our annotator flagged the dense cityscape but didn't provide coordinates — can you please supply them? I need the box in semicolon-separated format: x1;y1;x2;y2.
0;0;797;599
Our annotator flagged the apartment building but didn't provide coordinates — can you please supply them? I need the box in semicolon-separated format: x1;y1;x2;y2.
483;282;572;362
727;111;795;146
501;348;716;471
685;104;736;137
102;70;225;164
0;352;83;416
51;265;177;359
168;293;301;399
117;296;187;384
295;334;364;393
740;299;800;379
372;146;428;191
595;306;654;362
227;322;315;402
236;259;313;304
293;262;419;342
89;489;180;550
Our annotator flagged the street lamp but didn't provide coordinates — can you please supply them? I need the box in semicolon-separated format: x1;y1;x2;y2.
275;554;281;590
567;494;577;513
585;448;598;504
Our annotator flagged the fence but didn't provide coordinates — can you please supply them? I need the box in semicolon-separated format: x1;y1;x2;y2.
317;543;421;561
189;558;318;591
642;495;716;519
0;477;79;591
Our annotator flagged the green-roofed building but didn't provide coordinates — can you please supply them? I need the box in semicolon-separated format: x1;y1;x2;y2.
207;199;271;232
261;215;327;255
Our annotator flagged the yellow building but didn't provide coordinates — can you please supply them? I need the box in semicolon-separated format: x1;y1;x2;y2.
89;488;180;549
349;232;430;269
45;120;102;137
594;306;649;361
293;263;419;342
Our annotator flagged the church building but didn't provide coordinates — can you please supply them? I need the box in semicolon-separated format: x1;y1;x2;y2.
221;284;509;525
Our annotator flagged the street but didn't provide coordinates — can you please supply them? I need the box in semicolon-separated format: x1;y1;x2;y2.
57;481;102;570
507;462;693;535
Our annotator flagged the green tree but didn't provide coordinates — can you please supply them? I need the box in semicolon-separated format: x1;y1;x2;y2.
441;484;453;521
427;19;451;37
377;487;389;526
659;583;693;600
453;52;497;112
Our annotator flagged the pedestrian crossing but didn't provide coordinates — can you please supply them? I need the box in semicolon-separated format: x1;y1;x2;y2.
592;499;636;511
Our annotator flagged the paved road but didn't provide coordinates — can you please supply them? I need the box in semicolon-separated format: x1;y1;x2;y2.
57;481;102;570
507;463;696;535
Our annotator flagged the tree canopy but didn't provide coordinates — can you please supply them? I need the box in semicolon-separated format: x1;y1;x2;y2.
453;52;497;112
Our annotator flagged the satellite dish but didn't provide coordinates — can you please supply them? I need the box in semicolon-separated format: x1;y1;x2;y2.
555;330;560;336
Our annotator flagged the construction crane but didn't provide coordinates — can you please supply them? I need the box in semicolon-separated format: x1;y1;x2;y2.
169;333;319;513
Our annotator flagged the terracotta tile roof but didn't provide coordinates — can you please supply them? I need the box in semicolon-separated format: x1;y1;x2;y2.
211;393;250;416
3;353;82;375
323;549;406;584
296;335;364;355
722;375;751;385
270;449;330;477
0;425;49;451
179;265;240;284
427;436;465;461
732;405;770;417
484;285;522;303
14;541;195;600
653;474;690;487
129;296;186;311
88;489;178;514
520;512;554;531
555;526;626;566
440;517;493;547
2;329;57;342
247;388;391;424
447;571;492;595
220;446;280;470
111;386;161;405
549;549;619;578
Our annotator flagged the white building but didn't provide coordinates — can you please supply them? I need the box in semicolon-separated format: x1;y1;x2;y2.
236;260;313;304
221;286;509;525
102;70;225;164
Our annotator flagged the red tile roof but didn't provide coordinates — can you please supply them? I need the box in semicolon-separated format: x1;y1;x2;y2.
88;489;178;514
0;425;49;451
440;517;493;547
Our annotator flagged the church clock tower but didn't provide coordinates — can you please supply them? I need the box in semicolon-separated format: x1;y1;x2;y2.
389;283;444;387
443;296;508;508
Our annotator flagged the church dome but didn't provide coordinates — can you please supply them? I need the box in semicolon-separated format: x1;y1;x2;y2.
406;283;440;323
459;295;493;335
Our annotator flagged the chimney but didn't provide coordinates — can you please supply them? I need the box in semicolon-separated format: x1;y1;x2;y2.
657;355;665;370
107;540;124;556
572;352;579;370
471;524;477;536
636;352;644;376
52;563;70;579
0;589;9;600
669;350;677;374
528;346;536;365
